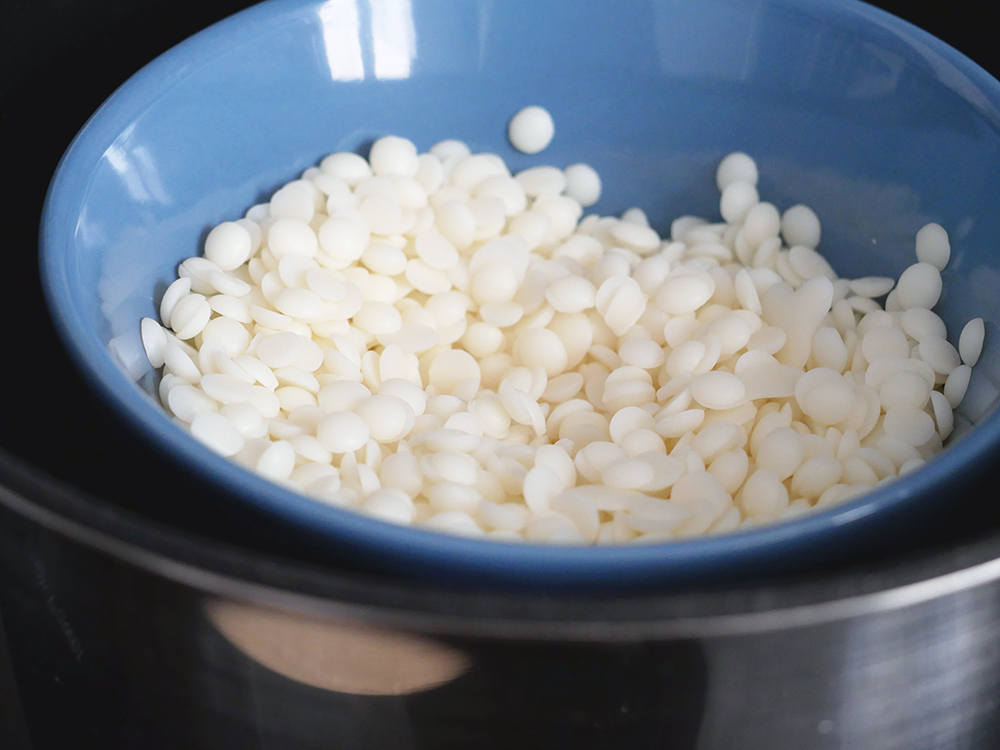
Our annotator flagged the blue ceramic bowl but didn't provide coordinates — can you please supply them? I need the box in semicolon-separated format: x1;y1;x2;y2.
40;0;1000;589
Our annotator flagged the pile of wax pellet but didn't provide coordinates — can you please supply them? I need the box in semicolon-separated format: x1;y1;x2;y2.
141;126;985;544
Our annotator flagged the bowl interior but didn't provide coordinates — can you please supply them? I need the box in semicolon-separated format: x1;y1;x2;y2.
41;0;1000;588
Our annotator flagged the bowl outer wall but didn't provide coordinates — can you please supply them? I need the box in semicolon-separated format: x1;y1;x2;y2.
39;0;1000;588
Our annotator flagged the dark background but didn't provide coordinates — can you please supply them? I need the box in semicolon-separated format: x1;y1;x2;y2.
0;0;997;748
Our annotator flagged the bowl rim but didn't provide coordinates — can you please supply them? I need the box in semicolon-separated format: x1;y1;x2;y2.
38;0;1000;589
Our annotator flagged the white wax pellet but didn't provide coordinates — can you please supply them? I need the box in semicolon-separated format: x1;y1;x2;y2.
190;411;244;457
167;383;216;421
477;500;527;532
208;269;251;298
200;373;256;404
204;222;253;270
429;139;471;161
469;262;518;304
426;482;481;514
720;181;759;224
248;387;281;419
378;378;427;416
691;422;740;463
255;440;297;482
545;275;596;314
320;152;371;185
900;307;947;342
208;294;252;324
790;455;842;500
235;355;279;390
930;390;954;440
625;497;689;535
222;403;265;437
268;218;319;258
479;301;524;328
915;222;951;270
655;272;715;315
742;202;781;248
618;339;666;370
361;242;408;277
601;458;655;490
917;335;961;376
141;318;168;368
716;152;758;191
415;232;459;270
895;262;942;310
475;176;526;217
606;406;654;446
656;408;705;438
362;489;416;525
563;163;602;206
944;364;972;409
498;381;545;435
849;277;894;299
788;245;836;282
780;204;821;249
883;406;936;447
512;328;568;377
379;451;423;496
534;195;583;241
176;256;221;294
509;211;552;249
861;325;909;363
519;465;561;515
708;314;754;357
368;136;419;177
878;369;931;411
358;193;403;235
690;371;746;410
405;259;453;295
159;277;193;324
551;491;600;541
959;318;985;367
272;287;325;320
611;222;660;253
424;451;480;486
811;327;848;373
754;427;804;482
734;268;762;314
169;294;212;340
269;181;316;222
595;276;647;336
318;215;370;264
794;367;855;426
508;105;555;154
317;411;370;453
741;469;789;519
255;331;304;368
428;349;483;397
354;395;414;443
353;301;403;335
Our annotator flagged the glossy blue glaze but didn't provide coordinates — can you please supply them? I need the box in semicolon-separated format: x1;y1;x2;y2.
41;0;1000;588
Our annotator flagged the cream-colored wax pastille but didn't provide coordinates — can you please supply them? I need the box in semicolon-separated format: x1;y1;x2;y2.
507;105;555;154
